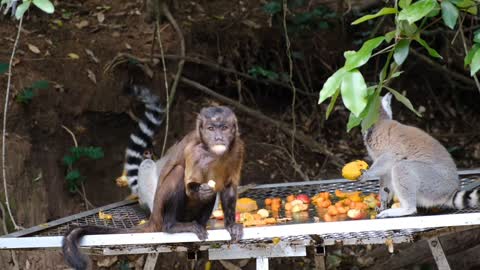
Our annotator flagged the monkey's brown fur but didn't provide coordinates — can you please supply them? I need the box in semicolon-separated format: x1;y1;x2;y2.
62;107;244;270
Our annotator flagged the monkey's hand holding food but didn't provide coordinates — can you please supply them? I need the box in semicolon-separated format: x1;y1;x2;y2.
197;183;217;202
208;180;216;190
342;160;369;181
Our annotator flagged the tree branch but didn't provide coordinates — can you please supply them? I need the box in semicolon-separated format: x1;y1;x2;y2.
410;49;476;88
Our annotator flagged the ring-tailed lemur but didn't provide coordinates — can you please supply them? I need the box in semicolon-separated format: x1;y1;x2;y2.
124;85;165;210
359;93;479;218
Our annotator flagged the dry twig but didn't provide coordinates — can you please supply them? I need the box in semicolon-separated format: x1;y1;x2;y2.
155;20;171;157
282;0;298;166
158;3;186;156
2;17;24;231
410;49;476;88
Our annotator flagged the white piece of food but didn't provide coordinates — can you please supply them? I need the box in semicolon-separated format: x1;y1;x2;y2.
208;180;216;188
211;145;227;155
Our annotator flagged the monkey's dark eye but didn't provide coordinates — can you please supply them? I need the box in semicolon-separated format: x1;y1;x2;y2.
207;126;214;131
221;125;228;130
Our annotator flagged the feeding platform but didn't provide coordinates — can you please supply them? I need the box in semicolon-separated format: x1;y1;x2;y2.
1;169;480;270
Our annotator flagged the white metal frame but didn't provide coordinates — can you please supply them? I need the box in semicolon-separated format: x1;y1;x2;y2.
1;213;480;249
0;168;479;270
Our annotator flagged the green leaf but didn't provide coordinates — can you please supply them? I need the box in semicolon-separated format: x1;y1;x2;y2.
398;20;418;36
391;71;404;78
70;146;104;160
474;30;480;44
0;63;8;74
263;1;281;15
393;40;410;65
318;68;346;104
361;93;381;131
62;155;77;166
66;169;81;181
453;0;477;15
466;5;477;15
415;36;442;59
346;113;362;132
385;31;396;43
398;0;437;24
441;1;459;30
426;1;440;17
470;49;480;76
387;88;421;117
15;1;31;19
399;0;412;9
351;7;397;25
340;70;368;117
366;85;377;96
31;80;49;89
248;66;279;80
343;50;355;59
344;36;385;70
32;0;54;14
325;89;340;119
15;88;36;104
464;44;480;67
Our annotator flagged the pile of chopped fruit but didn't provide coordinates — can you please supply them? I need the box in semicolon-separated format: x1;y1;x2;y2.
209;160;401;226
313;191;381;222
210;189;388;226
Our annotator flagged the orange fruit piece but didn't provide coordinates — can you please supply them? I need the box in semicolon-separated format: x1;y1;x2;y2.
236;198;258;212
327;205;338;216
265;198;272;206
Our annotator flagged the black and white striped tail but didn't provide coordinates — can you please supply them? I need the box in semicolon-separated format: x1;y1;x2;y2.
451;188;480;209
124;85;165;194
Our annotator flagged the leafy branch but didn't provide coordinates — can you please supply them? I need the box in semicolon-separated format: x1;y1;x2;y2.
318;0;479;132
62;146;104;193
15;80;49;104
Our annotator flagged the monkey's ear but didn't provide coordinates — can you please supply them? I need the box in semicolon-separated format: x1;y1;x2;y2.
233;115;240;136
196;113;204;138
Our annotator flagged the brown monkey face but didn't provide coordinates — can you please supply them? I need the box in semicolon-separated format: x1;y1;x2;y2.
198;107;238;156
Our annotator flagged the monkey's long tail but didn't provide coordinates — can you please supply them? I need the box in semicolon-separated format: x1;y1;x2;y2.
450;188;480;209
124;85;165;194
62;226;134;270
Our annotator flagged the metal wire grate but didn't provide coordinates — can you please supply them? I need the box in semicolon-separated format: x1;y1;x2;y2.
21;175;480;247
36;204;148;236
242;177;479;200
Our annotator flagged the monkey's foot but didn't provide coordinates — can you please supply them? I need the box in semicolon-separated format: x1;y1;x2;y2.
377;208;416;218
192;222;209;240
115;175;129;187
226;224;243;242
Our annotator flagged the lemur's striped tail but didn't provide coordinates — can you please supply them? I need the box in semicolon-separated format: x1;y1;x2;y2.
450;188;480;209
124;85;165;194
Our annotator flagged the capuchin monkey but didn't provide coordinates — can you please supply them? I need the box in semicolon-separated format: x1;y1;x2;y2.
63;103;245;270
359;93;479;218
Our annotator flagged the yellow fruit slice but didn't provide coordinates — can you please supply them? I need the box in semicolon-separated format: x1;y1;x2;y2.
236;198;258;212
342;160;369;180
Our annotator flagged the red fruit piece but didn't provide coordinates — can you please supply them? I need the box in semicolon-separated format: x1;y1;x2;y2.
296;194;310;204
